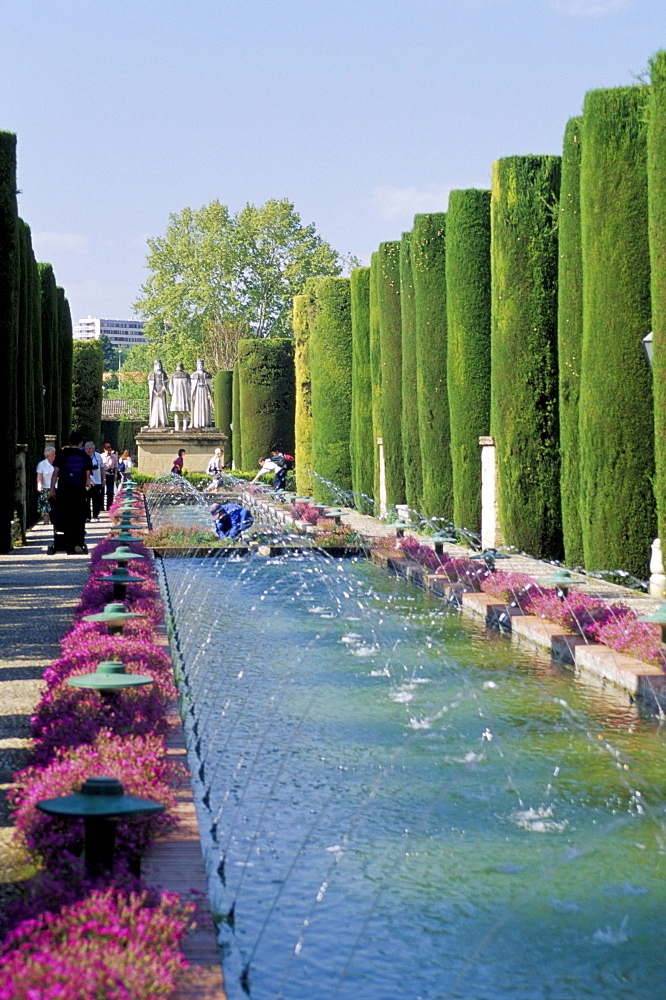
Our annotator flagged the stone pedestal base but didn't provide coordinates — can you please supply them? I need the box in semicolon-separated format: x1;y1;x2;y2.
136;428;228;475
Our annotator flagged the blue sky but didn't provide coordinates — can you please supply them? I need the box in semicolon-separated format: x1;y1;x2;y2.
0;0;663;321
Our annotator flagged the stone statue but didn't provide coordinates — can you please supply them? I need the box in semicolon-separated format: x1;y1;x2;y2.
190;358;213;429
148;359;170;429
169;362;192;431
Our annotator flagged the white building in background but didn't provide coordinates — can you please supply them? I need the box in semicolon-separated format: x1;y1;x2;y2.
73;316;147;351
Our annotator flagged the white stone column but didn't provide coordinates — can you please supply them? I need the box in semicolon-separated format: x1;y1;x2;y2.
479;435;503;550
650;538;665;599
377;437;387;519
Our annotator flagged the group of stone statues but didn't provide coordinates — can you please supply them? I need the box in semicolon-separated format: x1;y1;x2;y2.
148;359;214;431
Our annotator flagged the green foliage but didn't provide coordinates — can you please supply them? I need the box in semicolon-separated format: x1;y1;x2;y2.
446;190;491;536
305;277;353;504
490;156;562;559
369;253;382;504
214;369;233;463
350;267;374;512
38;264;60;443
71;339;103;445
399;232;422;512
376;241;405;507
0;132;18;552
557;119;585;566
232;361;241;471
579;86;654;574
134;199;354;373
412;213;452;519
237;338;295;470
57;287;73;445
100;333;120;371
293;294;313;494
100;419;143;455
649;53;666;544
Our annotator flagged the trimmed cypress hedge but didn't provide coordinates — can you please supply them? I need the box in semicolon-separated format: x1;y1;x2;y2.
350;267;374;512
293;294;313;495
412;213;452;519
648;53;666;545
557;118;585;566
237;338;295;471
399;232;423;511
369;252;382;506
0;132;18;552
38;263;60;442
376;241;405;508
446;189;491;535
579;86;654;574
57;287;73;446
71;339;103;445
17;221;35;453
304;277;353;504
213;369;233;463
490;156;562;559
232;362;241;470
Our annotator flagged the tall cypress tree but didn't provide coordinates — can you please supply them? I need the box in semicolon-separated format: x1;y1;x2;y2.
557;118;585;566
376;241;405;508
369;252;382;505
232;362;242;470
57;287;73;445
446;190;491;536
305;276;353;504
293;293;313;495
350;267;374;512
648;53;666;546
400;232;423;511
412;213;452;519
490;156;562;559
71;339;103;444
0;132;18;552
213;369;233;462
38;263;59;441
579;86;654;574
237;338;295;471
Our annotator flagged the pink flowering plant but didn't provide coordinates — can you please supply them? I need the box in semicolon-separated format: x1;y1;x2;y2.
0;888;195;1000
47;632;175;697
590;615;666;667
480;571;536;605
9;731;183;869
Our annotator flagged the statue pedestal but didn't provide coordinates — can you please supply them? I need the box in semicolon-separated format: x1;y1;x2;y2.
136;428;228;475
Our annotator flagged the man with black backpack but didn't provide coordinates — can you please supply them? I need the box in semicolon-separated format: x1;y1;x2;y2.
48;431;93;554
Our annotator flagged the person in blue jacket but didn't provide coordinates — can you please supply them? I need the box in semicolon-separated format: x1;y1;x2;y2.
210;502;254;539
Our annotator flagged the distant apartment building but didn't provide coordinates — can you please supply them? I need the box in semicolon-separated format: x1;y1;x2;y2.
73;316;147;351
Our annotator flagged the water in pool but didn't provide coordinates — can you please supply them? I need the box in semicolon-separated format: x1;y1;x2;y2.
161;552;666;1000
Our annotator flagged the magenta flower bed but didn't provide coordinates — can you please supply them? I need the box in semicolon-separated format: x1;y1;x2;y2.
480;570;536;604
47;631;175;697
9;731;183;868
591;615;665;666
0;888;194;1000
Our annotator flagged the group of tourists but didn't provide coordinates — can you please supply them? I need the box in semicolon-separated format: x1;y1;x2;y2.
36;436;134;554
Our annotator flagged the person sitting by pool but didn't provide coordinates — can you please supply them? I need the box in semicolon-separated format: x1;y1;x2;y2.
210;502;254;539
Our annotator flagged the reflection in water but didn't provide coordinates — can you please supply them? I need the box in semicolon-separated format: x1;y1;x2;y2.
160;550;666;1000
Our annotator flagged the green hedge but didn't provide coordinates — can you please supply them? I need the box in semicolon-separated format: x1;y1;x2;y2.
490;156;562;559
0;132;18;552
232;362;241;471
412;213;452;519
71;339;103;445
369;252;382;505
648;53;666;545
446;189;491;535
237;338;295;471
557;118;585;566
399;231;422;511
213;369;233;463
304;276;352;503
350;267;374;512
293;293;313;495
100;419;143;455
376;241;405;508
38;263;60;444
57;287;73;446
579;87;654;575
17;221;36;527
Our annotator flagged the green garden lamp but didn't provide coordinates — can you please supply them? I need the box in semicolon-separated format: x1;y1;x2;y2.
66;659;153;698
320;508;345;526
101;545;145;569
82;602;146;635
112;514;139;531
430;531;458;556
471;547;510;572
109;525;143;541
36;776;164;877
98;565;145;600
637;604;666;643
389;518;411;539
538;569;585;600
